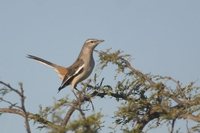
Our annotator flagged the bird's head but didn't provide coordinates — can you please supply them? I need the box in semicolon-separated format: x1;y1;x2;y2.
84;39;104;49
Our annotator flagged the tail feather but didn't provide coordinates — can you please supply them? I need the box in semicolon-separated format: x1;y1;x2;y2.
27;54;67;80
27;54;56;68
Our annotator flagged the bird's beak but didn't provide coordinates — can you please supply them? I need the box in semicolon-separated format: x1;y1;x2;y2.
97;40;104;44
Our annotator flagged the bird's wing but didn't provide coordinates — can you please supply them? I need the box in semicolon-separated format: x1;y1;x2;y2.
58;59;84;91
27;54;67;80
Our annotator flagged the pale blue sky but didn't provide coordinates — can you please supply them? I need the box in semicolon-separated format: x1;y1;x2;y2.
0;1;200;133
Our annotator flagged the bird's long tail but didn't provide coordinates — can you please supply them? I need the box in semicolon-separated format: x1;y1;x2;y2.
27;55;67;80
27;55;56;68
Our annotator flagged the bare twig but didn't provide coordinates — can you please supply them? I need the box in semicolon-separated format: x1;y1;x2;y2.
19;83;31;133
0;81;22;96
170;119;176;133
0;98;19;108
0;81;32;133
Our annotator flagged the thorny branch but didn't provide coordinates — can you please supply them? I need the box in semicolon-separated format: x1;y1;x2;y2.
96;50;200;132
0;81;31;133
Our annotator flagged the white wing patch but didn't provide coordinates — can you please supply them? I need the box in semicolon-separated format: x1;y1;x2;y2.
60;64;84;87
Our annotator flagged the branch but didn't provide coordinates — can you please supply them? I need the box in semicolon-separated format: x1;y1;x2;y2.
61;101;77;127
61;92;89;127
19;83;31;133
90;89;128;100
0;97;19;108
0;108;63;132
0;108;25;116
181;114;200;122
0;81;32;133
0;81;22;96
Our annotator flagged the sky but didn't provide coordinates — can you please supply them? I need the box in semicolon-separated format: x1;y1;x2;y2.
0;0;200;133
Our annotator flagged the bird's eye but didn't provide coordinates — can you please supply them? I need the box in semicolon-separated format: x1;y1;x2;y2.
90;41;94;43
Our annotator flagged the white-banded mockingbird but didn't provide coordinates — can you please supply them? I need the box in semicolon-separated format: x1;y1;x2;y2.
27;39;104;92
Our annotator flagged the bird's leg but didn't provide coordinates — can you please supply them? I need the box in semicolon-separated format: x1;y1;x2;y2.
74;87;94;111
72;89;78;99
74;87;81;92
73;87;82;99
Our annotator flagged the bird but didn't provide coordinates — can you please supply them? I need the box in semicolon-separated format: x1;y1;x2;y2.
27;39;104;93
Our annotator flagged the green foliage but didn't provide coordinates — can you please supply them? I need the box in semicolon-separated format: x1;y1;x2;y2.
66;113;103;133
97;49;130;73
95;50;200;132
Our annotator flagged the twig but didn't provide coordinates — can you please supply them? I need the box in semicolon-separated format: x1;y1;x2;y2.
0;81;22;96
0;108;63;131
170;119;176;133
61;101;77;127
61;91;95;127
0;98;20;108
19;83;31;133
0;81;31;133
